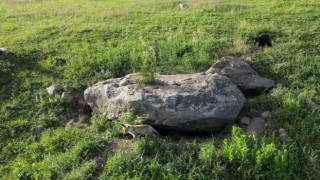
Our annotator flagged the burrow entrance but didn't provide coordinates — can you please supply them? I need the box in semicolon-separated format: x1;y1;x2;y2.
248;31;276;48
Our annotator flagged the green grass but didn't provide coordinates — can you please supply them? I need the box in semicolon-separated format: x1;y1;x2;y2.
104;128;294;179
1;0;319;179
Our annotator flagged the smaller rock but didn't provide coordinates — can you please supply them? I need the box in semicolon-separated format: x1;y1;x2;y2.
265;122;270;127
239;117;250;125
61;92;73;103
278;128;287;137
31;125;44;133
179;3;189;9
245;56;252;61
261;111;271;120
306;99;320;110
206;56;275;95
0;48;8;55
46;84;63;95
278;128;292;141
246;117;266;136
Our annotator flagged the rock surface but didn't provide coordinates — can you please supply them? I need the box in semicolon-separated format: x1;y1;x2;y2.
245;117;266;136
278;128;287;137
261;111;271;120
46;84;63;95
306;99;320;110
0;48;8;55
179;3;189;9
206;56;274;95
85;73;246;132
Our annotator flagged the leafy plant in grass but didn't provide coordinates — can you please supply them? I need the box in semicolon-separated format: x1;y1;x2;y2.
104;127;295;179
222;127;294;179
63;161;97;180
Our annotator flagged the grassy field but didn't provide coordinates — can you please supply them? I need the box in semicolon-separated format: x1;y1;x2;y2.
0;0;319;179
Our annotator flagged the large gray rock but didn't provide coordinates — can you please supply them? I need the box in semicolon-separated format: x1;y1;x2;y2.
206;56;274;95
84;73;246;132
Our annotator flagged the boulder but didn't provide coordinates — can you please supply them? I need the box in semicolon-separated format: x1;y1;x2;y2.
84;72;246;132
206;56;274;95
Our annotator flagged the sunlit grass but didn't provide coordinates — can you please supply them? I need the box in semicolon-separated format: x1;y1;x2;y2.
0;0;319;179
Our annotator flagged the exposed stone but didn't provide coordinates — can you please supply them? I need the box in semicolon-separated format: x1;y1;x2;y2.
0;48;8;55
179;3;189;9
278;128;292;141
206;56;275;95
84;72;246;132
278;128;287;137
61;92;73;103
31;125;44;133
239;117;250;125
306;99;320;110
261;111;271;120
46;84;63;95
246;117;266;136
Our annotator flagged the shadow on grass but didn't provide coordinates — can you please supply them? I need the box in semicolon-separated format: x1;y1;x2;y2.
0;51;57;102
